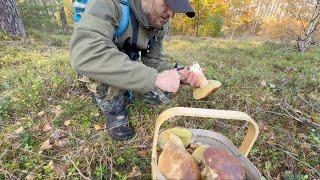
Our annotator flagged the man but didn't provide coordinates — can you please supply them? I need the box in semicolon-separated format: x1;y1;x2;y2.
70;0;199;140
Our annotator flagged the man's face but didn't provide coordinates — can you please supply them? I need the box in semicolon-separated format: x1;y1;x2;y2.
145;0;175;29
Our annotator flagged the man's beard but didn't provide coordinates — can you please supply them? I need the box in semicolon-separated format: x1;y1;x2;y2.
146;11;164;30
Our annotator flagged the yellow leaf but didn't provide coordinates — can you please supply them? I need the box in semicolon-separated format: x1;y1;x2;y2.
39;139;52;153
14;127;24;134
94;124;101;131
64;120;71;126
54;105;63;116
26;174;35;180
128;166;142;178
38;111;45;116
42;124;53;132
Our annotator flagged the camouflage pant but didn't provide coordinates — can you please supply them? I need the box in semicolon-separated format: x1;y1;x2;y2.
77;74;171;115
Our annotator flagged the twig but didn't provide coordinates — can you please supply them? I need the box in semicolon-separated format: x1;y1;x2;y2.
0;168;19;180
297;93;320;114
67;154;90;180
18;148;63;161
0;149;8;160
278;101;320;130
265;142;320;176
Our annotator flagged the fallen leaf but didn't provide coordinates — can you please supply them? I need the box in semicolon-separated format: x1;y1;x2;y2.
127;166;142;178
14;127;24;134
64;120;71;126
54;105;63;116
39;139;52;153
137;149;148;158
42;124;53;132
26;174;35;180
49;160;68;177
54;138;68;147
38;111;45;116
94;124;101;131
268;83;276;89
260;80;267;87
50;130;66;142
12;142;21;150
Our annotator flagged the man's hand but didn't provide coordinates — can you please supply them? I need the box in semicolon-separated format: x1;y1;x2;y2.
155;69;180;93
178;68;200;88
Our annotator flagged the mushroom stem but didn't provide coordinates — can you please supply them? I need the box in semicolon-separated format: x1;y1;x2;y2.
189;62;208;88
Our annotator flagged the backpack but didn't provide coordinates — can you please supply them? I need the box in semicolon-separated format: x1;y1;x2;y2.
73;0;130;38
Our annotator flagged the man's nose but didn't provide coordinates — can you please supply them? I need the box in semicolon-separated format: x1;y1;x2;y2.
167;7;175;18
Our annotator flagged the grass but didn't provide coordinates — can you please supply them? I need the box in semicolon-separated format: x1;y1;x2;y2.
0;32;319;179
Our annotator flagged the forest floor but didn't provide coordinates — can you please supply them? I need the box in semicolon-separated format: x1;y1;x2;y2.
0;31;319;179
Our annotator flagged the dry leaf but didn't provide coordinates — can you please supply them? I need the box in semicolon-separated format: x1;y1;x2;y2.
39;139;52;153
54;138;68;147
54;105;63;116
137;149;148;158
12;142;21;150
49;160;68;177
14;127;24;134
64;120;71;126
128;166;142;178
38;111;45;116
260;80;267;87
50;130;66;141
42;124;53;132
26;174;35;180
94;124;101;131
268;83;276;88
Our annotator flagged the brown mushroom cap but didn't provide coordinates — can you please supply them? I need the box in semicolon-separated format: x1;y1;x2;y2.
158;142;201;180
193;80;221;100
202;147;246;180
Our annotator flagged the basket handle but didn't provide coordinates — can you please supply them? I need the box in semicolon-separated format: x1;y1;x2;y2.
151;107;259;180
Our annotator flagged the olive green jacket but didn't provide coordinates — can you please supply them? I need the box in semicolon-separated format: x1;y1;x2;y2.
70;0;173;93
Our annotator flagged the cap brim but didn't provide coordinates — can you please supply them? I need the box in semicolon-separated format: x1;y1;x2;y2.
165;0;195;18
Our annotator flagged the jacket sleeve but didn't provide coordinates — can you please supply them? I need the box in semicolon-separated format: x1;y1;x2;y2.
141;28;175;73
69;0;158;92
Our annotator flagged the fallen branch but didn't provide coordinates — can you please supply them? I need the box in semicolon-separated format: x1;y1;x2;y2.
264;142;320;177
278;101;320;130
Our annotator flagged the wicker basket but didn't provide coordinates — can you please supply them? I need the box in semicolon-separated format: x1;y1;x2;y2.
151;107;261;180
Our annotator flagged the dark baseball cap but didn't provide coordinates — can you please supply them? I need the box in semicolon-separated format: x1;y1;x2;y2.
165;0;195;18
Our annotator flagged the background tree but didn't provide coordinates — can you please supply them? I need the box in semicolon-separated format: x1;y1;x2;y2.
298;0;320;52
0;0;26;37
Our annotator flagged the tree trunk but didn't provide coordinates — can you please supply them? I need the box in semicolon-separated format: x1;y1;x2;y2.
0;0;26;37
298;0;320;52
60;6;68;32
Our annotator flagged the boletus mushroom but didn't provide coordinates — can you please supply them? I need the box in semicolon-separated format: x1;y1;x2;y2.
158;134;201;180
189;63;221;100
158;127;193;149
201;147;246;180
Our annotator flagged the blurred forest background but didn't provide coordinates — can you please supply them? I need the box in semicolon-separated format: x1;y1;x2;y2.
2;0;320;51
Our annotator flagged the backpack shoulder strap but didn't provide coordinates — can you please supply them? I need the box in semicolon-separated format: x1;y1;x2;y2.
114;0;130;38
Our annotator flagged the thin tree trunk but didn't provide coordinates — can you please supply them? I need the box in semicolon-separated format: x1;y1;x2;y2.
298;0;320;52
60;6;68;32
0;0;26;37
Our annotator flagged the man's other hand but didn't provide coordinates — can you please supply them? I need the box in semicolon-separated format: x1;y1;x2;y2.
155;69;180;93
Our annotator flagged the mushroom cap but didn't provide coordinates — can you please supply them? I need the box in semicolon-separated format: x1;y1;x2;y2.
192;144;210;164
158;143;201;180
202;147;246;180
158;127;193;149
193;80;221;100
